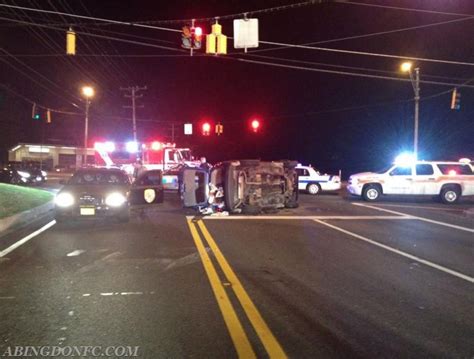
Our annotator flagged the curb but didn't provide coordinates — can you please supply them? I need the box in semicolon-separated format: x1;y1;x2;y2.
0;201;54;235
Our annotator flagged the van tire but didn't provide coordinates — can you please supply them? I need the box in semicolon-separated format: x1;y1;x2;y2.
440;186;461;204
362;184;381;202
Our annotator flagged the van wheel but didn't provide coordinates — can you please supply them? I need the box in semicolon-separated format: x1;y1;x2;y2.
440;186;460;204
307;183;320;195
362;184;381;202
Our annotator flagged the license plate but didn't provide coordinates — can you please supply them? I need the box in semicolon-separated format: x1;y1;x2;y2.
80;207;95;216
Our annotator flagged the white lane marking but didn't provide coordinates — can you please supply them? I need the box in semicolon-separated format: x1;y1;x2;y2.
353;203;474;233
66;249;86;257
313;219;474;284
0;220;56;258
0;296;15;300
371;203;465;212
198;215;412;220
100;292;114;296
120;292;143;295
82;293;91;297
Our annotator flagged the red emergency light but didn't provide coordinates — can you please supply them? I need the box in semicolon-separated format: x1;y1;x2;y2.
151;141;162;151
251;119;261;132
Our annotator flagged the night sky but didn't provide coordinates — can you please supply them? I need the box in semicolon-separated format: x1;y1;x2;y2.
1;0;473;176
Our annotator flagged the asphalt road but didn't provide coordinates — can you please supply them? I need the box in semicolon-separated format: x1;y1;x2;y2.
0;191;473;358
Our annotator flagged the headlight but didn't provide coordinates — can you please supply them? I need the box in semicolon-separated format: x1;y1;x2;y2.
105;192;126;207
55;193;74;207
41;170;47;177
17;171;30;178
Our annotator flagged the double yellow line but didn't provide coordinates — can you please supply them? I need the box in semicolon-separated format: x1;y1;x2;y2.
187;218;287;359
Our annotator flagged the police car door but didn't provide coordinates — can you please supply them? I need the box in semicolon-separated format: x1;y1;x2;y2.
296;168;310;190
182;168;209;207
129;170;164;205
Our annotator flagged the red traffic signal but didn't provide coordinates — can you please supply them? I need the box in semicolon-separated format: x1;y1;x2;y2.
202;122;211;136
194;27;203;39
250;118;261;132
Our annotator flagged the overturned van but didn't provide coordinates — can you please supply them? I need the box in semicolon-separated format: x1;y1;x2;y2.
181;160;299;214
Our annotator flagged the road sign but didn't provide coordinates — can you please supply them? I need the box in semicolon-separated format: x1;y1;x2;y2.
233;19;259;50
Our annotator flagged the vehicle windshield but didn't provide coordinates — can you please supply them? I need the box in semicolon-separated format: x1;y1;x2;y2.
180;150;193;161
374;165;394;174
68;170;129;185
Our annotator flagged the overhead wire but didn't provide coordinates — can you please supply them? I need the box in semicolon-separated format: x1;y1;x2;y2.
6;0;107;98
244;15;474;54
1;4;474;68
336;1;474;18
53;0;123;87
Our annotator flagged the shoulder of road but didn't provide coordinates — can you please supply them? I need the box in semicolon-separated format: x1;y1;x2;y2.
0;183;54;234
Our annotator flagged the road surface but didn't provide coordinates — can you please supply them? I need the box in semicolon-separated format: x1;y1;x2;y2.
1;192;473;358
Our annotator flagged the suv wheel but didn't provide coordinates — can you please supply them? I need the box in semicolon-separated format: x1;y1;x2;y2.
440;186;460;204
362;184;381;202
307;183;320;195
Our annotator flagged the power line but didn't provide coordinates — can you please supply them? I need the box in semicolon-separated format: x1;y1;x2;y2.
245;15;474;54
0;16;186;53
2;7;474;69
243;54;471;83
256;39;474;67
336;1;474;18
0;3;182;33
229;56;474;88
0;1;321;27
0;83;82;114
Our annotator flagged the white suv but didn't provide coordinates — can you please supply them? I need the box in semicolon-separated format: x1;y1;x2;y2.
296;165;341;195
347;161;474;204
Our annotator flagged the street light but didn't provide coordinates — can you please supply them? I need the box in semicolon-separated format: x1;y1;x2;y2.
81;86;94;165
400;61;420;160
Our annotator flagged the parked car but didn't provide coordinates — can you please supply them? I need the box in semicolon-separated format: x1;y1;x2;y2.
295;164;341;195
347;160;474;204
0;167;30;185
181;159;299;214
7;161;47;185
54;167;164;222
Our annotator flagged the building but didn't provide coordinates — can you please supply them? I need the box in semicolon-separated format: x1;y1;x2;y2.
8;143;95;170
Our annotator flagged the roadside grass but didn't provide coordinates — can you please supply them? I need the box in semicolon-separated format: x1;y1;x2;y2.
0;184;53;219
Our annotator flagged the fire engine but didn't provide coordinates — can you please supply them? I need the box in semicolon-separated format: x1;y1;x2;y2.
94;141;201;189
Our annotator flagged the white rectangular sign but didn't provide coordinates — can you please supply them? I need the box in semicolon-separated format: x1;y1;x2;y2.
184;123;193;135
233;19;259;49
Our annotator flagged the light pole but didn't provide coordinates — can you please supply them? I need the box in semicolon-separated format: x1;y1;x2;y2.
401;62;420;160
81;86;94;165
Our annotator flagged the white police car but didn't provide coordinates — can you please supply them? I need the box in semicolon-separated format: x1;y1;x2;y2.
296;164;341;195
347;157;474;204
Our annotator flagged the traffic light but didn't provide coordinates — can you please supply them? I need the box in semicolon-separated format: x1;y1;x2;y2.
206;23;227;55
202;122;211;136
32;103;40;120
193;27;203;49
451;88;461;110
250;118;261;133
181;26;192;49
66;27;76;55
215;123;223;135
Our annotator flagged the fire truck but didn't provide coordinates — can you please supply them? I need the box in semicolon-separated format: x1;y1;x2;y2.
94;141;200;189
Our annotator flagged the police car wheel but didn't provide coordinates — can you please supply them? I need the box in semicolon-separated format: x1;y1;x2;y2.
307;183;320;195
440;187;460;204
362;184;381;202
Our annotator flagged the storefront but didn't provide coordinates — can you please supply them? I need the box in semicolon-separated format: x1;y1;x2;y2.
8;144;95;170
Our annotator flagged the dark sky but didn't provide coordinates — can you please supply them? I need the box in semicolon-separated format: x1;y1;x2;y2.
1;0;473;175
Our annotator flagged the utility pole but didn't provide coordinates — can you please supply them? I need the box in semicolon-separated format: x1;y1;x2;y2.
84;99;90;165
413;67;420;160
121;86;147;143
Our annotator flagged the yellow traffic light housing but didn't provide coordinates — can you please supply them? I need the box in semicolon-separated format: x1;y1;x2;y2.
66;27;76;55
206;23;227;55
